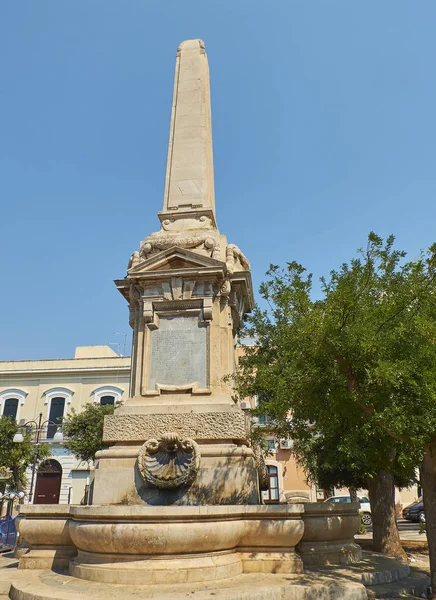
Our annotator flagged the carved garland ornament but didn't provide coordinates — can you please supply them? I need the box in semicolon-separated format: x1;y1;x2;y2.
139;231;221;261
138;432;200;489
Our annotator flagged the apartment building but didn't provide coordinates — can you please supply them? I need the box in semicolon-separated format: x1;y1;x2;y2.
0;346;130;504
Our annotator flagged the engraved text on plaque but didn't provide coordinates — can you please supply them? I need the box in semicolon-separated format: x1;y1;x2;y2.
148;316;207;389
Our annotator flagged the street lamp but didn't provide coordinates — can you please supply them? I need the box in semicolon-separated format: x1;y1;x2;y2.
13;412;64;503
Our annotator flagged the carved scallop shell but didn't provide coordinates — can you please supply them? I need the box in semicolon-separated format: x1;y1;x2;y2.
138;432;200;489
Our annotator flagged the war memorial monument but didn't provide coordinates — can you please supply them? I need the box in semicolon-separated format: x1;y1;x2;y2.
9;40;379;600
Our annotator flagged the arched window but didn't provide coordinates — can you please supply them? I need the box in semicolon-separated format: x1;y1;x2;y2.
0;389;27;422
3;398;19;421
100;396;115;406
43;388;72;439
47;397;65;439
92;386;123;406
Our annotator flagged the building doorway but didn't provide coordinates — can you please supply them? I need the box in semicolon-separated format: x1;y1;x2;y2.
33;459;62;504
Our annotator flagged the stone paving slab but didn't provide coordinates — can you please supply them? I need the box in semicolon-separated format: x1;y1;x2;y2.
0;560;368;600
365;566;430;598
307;551;411;586
0;551;430;600
5;570;369;600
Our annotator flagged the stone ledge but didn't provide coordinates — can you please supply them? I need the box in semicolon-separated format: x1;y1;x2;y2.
103;411;248;442
7;568;369;600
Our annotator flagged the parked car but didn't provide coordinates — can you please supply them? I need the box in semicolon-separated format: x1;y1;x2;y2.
402;499;425;523
325;495;372;526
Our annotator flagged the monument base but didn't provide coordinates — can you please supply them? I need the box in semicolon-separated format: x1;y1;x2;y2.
70;551;243;584
9;570;369;600
92;442;259;506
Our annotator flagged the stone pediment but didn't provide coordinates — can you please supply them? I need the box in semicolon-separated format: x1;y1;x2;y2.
127;246;226;276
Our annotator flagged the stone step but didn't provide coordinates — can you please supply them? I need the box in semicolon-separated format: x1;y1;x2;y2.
366;567;430;598
307;551;413;587
8;570;368;600
361;562;410;586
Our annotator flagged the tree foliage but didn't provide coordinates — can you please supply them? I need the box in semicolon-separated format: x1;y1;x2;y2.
62;403;117;464
0;416;50;491
235;233;436;556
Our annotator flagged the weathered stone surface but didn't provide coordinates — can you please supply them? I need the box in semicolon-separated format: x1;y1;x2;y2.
138;433;200;489
103;411;248;442
297;502;362;566
92;442;259;506
5;569;369;600
17;505;77;570
67;504;304;584
163;39;215;215
148;315;207;389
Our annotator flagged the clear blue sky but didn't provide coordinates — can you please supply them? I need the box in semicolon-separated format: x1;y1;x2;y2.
1;1;435;360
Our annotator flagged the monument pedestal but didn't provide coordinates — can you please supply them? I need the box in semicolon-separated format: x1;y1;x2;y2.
92;440;259;506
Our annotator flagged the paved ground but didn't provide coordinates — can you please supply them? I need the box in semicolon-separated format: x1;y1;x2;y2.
0;533;430;599
357;520;426;543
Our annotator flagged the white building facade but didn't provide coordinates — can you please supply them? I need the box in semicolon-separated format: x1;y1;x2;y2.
0;346;130;505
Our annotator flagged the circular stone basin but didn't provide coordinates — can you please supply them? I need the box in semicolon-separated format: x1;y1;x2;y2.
297;502;362;565
68;504;304;584
69;504;303;556
18;505;73;547
70;506;244;555
301;502;361;542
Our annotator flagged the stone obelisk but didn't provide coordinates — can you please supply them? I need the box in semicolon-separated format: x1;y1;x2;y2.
92;40;257;506
162;39;215;221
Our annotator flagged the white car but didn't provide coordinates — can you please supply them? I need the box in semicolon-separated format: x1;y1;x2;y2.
325;495;372;526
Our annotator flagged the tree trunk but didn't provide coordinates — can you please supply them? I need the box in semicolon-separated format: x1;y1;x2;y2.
421;442;436;598
349;486;358;502
367;471;405;558
11;466;23;492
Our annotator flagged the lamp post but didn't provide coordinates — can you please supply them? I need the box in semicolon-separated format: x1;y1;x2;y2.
13;412;63;504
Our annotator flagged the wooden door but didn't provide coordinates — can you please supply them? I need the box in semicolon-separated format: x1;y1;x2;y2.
33;460;62;504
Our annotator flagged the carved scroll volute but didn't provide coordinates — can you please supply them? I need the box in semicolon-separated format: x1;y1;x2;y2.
203;298;213;321
142;300;154;323
138;432;200;489
128;285;141;328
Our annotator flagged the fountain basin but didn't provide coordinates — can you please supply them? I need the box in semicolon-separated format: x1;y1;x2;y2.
17;505;77;570
297;502;362;565
68;504;304;584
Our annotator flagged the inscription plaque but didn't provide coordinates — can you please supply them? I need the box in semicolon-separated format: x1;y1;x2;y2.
148;316;207;389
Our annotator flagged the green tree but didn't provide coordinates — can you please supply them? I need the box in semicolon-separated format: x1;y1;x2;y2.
0;416;50;492
62;402;117;464
234;233;436;564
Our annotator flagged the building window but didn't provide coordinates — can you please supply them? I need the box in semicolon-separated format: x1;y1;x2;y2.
43;388;72;439
3;398;19;421
100;395;115;406
47;397;65;439
92;386;123;406
263;465;280;503
266;438;276;452
0;389;27;422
